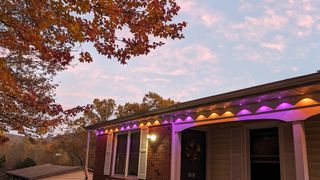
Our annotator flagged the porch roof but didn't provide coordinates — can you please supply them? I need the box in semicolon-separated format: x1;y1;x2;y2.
86;73;320;130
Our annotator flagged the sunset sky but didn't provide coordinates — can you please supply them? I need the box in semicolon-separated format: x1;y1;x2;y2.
54;0;320;108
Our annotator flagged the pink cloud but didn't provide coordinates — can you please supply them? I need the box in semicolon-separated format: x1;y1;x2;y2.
200;13;224;27
260;36;286;52
297;15;314;28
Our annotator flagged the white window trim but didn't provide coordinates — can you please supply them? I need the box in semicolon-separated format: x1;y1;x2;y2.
111;129;140;178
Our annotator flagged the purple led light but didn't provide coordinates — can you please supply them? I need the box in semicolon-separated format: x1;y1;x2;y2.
120;127;125;131
162;120;169;124
175;118;183;123
237;109;252;115
276;102;293;110
132;124;138;129
256;105;273;113
185;116;193;122
126;125;131;130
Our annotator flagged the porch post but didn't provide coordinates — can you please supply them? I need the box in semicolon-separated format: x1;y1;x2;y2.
170;129;181;180
292;121;309;180
84;130;91;180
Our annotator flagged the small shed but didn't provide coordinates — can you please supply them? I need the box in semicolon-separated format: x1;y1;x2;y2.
6;164;93;180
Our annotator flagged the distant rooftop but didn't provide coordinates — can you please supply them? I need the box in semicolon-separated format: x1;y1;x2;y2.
6;164;83;179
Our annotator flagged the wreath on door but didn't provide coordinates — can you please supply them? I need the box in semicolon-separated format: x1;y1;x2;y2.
184;138;201;161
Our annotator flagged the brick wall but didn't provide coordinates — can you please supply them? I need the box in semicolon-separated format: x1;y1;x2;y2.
93;134;107;180
146;124;172;180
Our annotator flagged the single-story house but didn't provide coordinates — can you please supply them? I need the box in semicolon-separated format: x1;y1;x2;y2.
85;73;320;180
7;164;93;180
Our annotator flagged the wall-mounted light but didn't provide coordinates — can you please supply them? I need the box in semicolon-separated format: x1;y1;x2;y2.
147;134;157;141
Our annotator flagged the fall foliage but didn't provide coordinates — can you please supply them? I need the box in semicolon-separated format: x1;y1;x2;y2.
0;0;185;135
116;91;176;117
0;0;186;65
72;91;177;129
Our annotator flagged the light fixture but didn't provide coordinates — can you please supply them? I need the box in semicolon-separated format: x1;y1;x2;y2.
147;134;157;141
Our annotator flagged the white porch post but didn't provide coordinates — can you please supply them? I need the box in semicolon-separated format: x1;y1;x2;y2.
84;130;91;180
292;121;309;180
170;130;181;180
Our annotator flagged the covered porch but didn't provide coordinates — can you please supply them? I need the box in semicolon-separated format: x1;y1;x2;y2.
170;99;320;180
86;73;320;180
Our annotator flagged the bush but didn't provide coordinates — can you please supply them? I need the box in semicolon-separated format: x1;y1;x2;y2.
14;157;36;169
0;156;5;168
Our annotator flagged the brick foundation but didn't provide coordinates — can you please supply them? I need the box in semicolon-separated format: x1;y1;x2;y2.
146;124;172;180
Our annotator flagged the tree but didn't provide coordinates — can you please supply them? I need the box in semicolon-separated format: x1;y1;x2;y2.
0;54;73;135
115;91;176;118
0;0;185;135
52;131;96;167
142;91;176;110
14;157;36;169
1;0;186;65
0;156;5;168
71;98;116;130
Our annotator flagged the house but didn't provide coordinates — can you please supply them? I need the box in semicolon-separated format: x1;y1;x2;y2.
85;73;320;180
6;164;93;180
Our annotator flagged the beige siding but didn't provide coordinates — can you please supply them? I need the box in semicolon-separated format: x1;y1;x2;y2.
279;124;296;180
305;118;320;180
40;170;93;180
207;126;231;180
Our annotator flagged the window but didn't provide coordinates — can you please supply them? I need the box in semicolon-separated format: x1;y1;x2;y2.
113;130;144;177
115;134;128;175
128;132;140;175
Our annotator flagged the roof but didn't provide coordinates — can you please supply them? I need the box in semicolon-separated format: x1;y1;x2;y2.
86;73;320;130
6;164;83;179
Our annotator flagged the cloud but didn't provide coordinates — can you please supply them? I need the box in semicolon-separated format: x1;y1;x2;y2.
230;10;288;40
297;15;314;28
260;36;286;52
200;13;224;27
177;0;224;28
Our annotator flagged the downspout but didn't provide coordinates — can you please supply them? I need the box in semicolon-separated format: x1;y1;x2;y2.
84;130;90;180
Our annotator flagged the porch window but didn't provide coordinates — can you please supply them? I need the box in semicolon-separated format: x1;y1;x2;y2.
112;130;147;178
128;132;140;175
115;134;128;175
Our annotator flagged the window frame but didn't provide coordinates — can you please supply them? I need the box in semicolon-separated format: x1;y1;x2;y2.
112;129;141;178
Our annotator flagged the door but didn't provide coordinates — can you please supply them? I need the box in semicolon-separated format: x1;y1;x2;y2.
250;128;280;180
181;130;206;180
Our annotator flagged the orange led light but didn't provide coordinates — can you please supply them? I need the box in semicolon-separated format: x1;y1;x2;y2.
221;111;234;117
196;115;206;120
295;98;318;107
209;113;219;119
153;120;160;125
139;123;145;128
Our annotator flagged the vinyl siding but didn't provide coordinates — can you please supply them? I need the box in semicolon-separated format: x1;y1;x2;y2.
305;118;320;180
207;127;231;180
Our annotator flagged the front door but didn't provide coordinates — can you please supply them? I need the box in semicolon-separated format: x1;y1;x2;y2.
181;130;206;180
250;128;280;180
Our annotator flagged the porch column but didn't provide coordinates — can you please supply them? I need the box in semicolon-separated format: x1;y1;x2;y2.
170;130;181;180
292;121;309;180
84;130;91;180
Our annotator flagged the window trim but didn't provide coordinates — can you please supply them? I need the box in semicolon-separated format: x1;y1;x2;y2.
112;129;140;178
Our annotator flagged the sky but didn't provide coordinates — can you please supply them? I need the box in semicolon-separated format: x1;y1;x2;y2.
54;0;320;109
